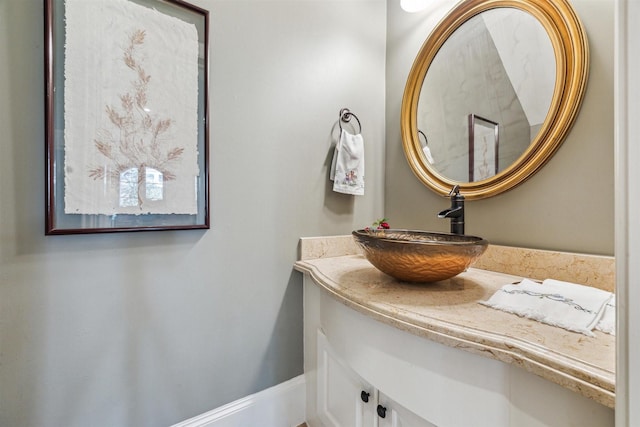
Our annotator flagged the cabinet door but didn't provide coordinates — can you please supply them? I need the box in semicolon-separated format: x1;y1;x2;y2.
317;330;376;427
377;392;438;427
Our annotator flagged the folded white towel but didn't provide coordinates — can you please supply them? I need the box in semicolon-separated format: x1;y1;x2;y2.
331;129;364;195
596;295;616;335
480;278;613;337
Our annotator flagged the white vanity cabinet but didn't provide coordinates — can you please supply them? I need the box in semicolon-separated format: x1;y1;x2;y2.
377;392;437;427
316;328;374;427
316;328;436;427
302;273;614;427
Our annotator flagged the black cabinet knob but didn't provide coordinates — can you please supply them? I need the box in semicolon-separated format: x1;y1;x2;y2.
377;404;387;418
360;390;370;403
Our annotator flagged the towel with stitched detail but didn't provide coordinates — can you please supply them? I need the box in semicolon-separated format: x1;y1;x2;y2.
331;129;364;195
480;278;613;337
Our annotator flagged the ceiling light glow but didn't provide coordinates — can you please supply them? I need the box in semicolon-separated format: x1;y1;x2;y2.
400;0;429;13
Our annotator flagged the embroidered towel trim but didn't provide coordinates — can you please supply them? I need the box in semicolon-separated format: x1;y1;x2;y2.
480;278;614;337
330;129;364;195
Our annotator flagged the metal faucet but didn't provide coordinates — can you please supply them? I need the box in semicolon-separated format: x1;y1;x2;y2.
438;185;465;235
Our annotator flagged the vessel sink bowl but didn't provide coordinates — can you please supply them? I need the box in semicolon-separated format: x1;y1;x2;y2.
352;229;488;283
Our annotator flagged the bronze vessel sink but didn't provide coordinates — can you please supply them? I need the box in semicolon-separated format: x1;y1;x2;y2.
352;229;488;283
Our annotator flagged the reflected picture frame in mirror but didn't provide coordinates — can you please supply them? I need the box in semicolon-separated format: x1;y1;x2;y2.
401;0;589;200
468;114;499;182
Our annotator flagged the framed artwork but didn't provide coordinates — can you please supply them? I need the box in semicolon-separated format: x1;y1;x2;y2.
468;114;499;182
44;0;209;234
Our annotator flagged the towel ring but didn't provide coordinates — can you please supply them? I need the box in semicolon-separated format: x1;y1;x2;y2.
418;130;428;146
339;108;362;134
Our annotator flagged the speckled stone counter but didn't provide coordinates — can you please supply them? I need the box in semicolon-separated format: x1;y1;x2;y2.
295;236;615;408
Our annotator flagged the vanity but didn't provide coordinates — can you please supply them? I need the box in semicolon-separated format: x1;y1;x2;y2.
296;0;611;424
295;236;615;427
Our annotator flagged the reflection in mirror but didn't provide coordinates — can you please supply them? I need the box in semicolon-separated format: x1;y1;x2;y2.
418;8;555;183
418;130;435;164
402;0;589;199
469;114;499;181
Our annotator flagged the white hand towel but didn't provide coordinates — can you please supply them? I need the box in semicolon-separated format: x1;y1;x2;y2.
423;145;434;164
480;278;613;337
331;129;364;195
595;295;616;335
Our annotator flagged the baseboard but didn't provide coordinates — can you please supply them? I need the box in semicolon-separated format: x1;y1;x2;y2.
171;375;306;427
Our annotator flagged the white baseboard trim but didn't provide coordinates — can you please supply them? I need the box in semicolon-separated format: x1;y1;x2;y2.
171;375;306;427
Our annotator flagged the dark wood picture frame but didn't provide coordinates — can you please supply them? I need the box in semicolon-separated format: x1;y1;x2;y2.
44;0;209;234
468;114;499;182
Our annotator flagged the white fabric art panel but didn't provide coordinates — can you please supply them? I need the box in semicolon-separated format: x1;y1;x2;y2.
64;0;199;215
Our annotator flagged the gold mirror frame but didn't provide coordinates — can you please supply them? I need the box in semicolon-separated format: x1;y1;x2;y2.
401;0;589;200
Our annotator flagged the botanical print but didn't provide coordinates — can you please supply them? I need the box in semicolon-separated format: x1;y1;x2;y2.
88;29;185;209
64;0;199;215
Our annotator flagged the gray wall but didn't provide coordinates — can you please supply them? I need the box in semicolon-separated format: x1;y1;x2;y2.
385;0;614;255
0;0;614;426
0;1;386;426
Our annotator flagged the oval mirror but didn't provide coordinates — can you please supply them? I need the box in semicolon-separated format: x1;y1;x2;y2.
401;0;589;199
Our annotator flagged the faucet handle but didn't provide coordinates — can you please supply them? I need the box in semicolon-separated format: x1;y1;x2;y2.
448;185;461;197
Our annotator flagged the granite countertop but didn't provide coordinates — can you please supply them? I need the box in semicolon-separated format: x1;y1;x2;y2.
294;236;615;408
